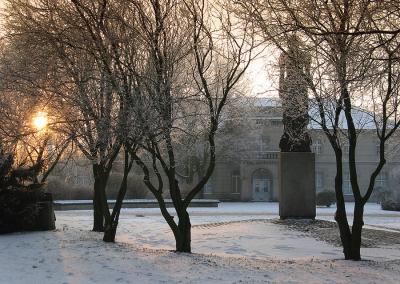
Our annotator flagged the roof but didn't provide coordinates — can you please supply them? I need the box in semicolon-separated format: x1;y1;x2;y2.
253;97;377;130
308;103;376;130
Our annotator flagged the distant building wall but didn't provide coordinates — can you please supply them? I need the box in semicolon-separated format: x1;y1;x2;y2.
201;103;400;202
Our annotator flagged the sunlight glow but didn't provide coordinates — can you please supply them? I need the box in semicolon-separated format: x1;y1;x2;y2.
33;112;48;131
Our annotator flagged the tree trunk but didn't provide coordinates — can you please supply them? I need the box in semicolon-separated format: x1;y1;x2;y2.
93;177;104;232
349;202;364;260
335;206;352;259
103;221;118;242
103;150;132;242
332;148;353;259
102;177;127;242
331;149;365;260
175;210;191;253
99;177;110;229
92;164;110;232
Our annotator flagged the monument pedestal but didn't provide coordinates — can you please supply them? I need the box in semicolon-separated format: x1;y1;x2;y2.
279;152;316;219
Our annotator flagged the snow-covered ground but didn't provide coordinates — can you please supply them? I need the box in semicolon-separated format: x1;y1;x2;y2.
1;202;400;283
105;201;400;230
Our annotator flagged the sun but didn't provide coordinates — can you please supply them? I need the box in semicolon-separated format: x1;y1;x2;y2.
33;112;48;131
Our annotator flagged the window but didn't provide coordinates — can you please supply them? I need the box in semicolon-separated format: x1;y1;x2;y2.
231;172;241;194
343;172;351;194
203;180;213;194
255;119;266;125
77;175;86;186
312;139;322;154
316;172;324;191
233;142;241;152
343;143;350;154
255;135;269;152
376;141;381;155
375;172;386;189
271;120;282;126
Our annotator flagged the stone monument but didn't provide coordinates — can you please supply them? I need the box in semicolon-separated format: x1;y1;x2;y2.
278;35;316;219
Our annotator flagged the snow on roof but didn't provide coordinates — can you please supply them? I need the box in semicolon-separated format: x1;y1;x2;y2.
253;97;377;130
308;103;376;130
254;97;282;108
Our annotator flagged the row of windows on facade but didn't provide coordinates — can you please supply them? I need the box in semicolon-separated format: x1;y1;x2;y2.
232;138;381;156
316;172;386;194
232;138;270;153
341;172;387;195
255;119;282;126
203;172;386;194
203;174;240;194
312;139;383;155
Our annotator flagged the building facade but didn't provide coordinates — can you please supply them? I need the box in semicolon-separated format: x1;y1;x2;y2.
202;100;400;202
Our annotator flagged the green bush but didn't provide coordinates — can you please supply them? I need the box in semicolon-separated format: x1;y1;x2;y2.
316;190;336;207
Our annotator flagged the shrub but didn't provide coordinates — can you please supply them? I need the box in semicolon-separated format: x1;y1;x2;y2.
316;190;336;207
381;199;400;211
106;173;149;199
0;150;56;233
370;187;387;203
45;173;149;200
0;187;43;233
44;177;92;200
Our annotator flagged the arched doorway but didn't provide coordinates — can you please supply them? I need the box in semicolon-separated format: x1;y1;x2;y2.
252;169;272;201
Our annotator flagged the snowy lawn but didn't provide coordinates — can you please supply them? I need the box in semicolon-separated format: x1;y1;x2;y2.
1;202;400;283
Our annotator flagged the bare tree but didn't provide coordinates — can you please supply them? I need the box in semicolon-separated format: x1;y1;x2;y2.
65;0;149;241
5;0;125;232
127;0;256;252
236;0;400;260
0;39;73;187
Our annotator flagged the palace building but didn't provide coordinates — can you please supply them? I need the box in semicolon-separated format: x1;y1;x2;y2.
200;98;400;202
46;98;400;203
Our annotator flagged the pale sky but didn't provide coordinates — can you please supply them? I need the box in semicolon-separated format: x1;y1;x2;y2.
246;47;280;98
0;0;277;99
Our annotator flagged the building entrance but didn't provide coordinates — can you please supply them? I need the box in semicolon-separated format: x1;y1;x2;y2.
252;169;272;201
